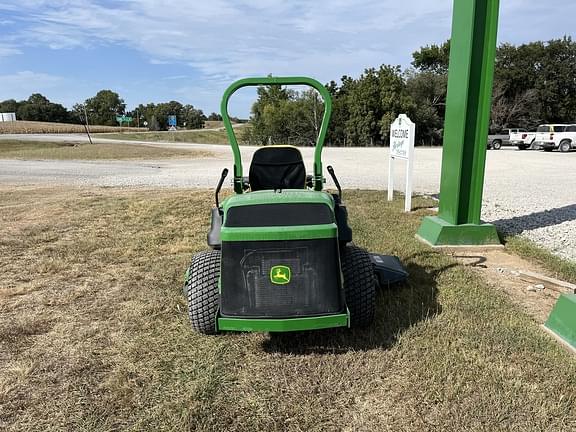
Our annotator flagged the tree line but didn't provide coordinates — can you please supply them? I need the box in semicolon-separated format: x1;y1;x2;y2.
2;37;575;141
245;36;576;146
0;89;224;130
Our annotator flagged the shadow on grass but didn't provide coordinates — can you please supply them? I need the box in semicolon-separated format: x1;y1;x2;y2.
262;251;454;355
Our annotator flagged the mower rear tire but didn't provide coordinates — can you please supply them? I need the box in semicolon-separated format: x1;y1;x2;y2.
185;250;221;334
341;245;376;328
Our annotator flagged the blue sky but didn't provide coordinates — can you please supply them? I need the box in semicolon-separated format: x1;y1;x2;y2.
0;0;575;118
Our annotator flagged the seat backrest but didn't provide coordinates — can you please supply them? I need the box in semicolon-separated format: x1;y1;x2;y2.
249;146;306;191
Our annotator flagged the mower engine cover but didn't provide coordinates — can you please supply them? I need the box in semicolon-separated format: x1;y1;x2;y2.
219;189;346;320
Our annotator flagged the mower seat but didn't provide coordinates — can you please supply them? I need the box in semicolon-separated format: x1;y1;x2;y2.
249;146;306;191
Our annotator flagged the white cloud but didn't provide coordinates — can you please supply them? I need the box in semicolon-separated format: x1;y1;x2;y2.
2;0;576;113
0;43;21;58
0;70;62;95
3;0;454;84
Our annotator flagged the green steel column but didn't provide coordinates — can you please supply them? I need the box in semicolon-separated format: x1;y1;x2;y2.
417;0;501;246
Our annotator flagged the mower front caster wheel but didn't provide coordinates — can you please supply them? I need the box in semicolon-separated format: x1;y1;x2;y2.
184;250;221;334
341;245;376;327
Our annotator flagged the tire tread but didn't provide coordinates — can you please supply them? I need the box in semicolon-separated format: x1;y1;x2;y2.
185;250;221;334
341;245;376;327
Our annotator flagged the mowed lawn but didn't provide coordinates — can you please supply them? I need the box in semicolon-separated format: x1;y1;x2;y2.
104;126;245;145
0;140;212;160
0;187;574;431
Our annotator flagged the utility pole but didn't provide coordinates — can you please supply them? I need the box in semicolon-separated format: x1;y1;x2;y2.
82;104;93;145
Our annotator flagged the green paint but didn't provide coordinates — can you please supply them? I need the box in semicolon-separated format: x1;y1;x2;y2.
270;265;291;285
417;216;500;246
221;224;337;242
221;189;338;241
545;294;576;349
222;189;334;214
220;77;332;193
418;0;502;246
217;313;349;332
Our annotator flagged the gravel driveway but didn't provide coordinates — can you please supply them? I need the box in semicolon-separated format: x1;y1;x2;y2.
1;134;575;261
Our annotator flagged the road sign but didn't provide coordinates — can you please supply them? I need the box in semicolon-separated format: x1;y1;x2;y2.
168;115;177;127
116;115;133;124
388;114;415;212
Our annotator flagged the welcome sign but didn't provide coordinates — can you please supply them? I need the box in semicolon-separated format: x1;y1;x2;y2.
388;114;415;212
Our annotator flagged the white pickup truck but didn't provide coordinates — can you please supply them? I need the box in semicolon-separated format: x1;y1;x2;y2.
509;130;536;150
533;124;576;152
487;128;526;149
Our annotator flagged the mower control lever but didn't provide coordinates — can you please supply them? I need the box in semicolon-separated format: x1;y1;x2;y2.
326;165;342;199
215;168;229;210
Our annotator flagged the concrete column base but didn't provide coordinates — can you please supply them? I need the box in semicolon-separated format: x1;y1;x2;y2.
545;293;576;353
416;215;501;246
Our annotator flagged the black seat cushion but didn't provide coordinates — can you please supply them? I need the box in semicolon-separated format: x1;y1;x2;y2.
249;146;306;191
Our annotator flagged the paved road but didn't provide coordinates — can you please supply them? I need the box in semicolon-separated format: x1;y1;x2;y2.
1;134;575;260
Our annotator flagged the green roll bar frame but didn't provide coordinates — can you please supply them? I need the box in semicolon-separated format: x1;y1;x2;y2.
220;76;332;194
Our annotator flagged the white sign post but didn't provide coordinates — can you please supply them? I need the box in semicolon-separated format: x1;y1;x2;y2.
388;114;415;212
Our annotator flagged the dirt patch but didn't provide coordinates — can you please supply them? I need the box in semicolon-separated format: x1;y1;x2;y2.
448;249;559;323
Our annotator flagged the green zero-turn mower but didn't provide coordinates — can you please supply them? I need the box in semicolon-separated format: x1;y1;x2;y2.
184;76;407;334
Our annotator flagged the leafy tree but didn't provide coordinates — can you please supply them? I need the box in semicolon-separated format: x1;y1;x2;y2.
78;90;125;126
17;93;70;122
244;84;327;146
153;101;183;129
343;65;413;146
148;115;160;131
0;99;20;114
326;77;353;146
207;112;222;121
182;104;205;129
493;37;576;128
130;101;205;130
342;69;382;146
412;41;451;74
490;82;541;131
405;71;447;145
244;84;293;145
135;103;157;128
532;37;576;123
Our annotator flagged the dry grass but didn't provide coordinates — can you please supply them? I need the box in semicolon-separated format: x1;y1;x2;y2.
203;120;224;129
0;187;575;431
0;120;141;134
0;140;212;160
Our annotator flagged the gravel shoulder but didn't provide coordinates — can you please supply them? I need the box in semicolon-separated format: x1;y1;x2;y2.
1;135;574;262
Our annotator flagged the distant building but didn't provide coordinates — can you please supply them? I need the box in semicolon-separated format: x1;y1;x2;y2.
0;112;16;122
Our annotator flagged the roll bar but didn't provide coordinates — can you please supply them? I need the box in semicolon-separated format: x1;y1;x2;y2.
220;76;332;193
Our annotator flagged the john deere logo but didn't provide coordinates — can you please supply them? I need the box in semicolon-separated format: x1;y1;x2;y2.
270;265;291;285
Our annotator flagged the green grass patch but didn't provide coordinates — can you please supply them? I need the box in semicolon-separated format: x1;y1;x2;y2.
0;188;574;431
104;127;246;145
504;235;576;284
0;140;212;160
